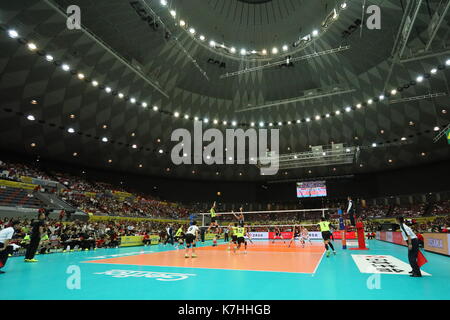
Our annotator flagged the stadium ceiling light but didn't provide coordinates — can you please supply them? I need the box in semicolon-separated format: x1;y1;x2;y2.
240;49;247;55
27;115;35;121
297;120;301;124
27;42;37;51
433;126;440;131
345;106;351;112
230;47;236;54
174;112;180;118
170;10;176;17
356;103;362;109
8;29;19;38
335;110;341;115
159;149;164;154
269;123;273;127
213;119;218;124
184;114;189;119
77;73;85;80
259;122;264;127
312;30;319;37
315;115;321;120
189;28;196;34
278;121;283;126
160;0;167;6
391;89;397;95
372;143;377;147
118;93;124;99
179;20;186;27
203;118;209;123
209;40;216;47
62;64;70;71
379;95;385;100
262;49;267;55
222;120;227;125
130;98;136;104
102;137;108;142
67;128;75;133
141;102;147;108
105;87;111;93
132;144;137;149
152;106;158;111
368;99;373;104
306;118;311;122
326;114;330;118
272;47;278;54
416;75;424;82
430;68;437;74
446;59;450;66
92;80;98;87
282;45;289;52
199;35;205;41
341;2;347;9
194;116;199;121
232;121;237;126
45;54;54;62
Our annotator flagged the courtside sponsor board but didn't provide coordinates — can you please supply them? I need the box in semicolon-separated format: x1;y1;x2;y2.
352;254;431;276
424;233;450;256
247;232;268;239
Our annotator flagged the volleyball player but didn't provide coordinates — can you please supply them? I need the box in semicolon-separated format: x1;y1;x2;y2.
233;223;247;254
207;202;221;234
174;225;185;249
233;207;245;227
228;223;237;251
185;221;199;259
318;217;336;257
272;227;285;244
300;226;312;247
288;226;300;248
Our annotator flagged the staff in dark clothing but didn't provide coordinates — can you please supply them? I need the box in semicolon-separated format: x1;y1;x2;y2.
346;196;356;226
396;217;422;277
24;212;46;263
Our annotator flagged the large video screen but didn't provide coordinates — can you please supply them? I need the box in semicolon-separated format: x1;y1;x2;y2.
296;181;327;198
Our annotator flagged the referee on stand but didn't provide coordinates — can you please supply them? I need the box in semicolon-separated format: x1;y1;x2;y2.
24;211;46;263
396;217;422;277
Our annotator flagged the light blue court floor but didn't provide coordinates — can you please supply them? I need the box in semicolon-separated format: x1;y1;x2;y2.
1;240;449;300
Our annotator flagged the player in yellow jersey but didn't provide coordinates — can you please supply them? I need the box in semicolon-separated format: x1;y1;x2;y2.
318;217;337;257
233;223;247;254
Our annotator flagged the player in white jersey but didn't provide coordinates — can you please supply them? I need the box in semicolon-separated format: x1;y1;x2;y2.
300;226;312;247
184;221;199;258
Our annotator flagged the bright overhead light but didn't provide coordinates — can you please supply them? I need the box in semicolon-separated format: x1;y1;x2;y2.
184;114;189;119
282;45;289;52
240;49;247;55
312;29;319;37
67;128;75;133
213;119;218;124
272;47;278;54
141;102;147;108
105;87;111;93
356;103;362;109
179;20;186;27
401;137;407;141
416;75;424;82
132;144;137;149
434;126;440;131
8;29;19;38
262;49;267;55
335;110;341;115
174;112;180;117
372;143;377;147
346;148;351;152
45;54;54;62
306;118;311;122
391;89;397;95
160;0;167;6
118;93;124;99
203;118;209;123
297;120;301;124
269;123;273;127
326;114;330;118
368;99;373;104
170;10;176;17
130;98;136;104
153;106;158;111
199;35;205;41
232;121;237;126
379;95;385;100
77;73;84;79
345;106;352;112
430;68;437;74
27;115;35;121
92;80;98;87
287;121;292;125
209;40;216;47
189;28;196;34
315;115;321;120
102;137;108;143
341;2;347;9
62;64;70;71
259;122;264;127
194;116;199;121
446;59;450;66
158;149;164;154
230;47;236;54
250;122;255;127
27;42;37;51
278;122;282;126
223;121;228;125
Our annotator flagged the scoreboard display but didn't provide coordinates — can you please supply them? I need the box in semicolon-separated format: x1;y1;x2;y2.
296;181;327;198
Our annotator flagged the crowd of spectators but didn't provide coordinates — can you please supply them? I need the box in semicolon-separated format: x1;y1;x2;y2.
0;217;187;255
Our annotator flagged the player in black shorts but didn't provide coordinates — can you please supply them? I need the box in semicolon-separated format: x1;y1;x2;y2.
288;226;300;248
272;228;285;244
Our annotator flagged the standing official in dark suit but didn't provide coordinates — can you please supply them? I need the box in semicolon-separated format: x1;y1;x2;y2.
346;196;356;226
24;212;46;263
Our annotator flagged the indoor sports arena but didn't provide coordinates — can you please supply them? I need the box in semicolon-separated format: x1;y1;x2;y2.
0;0;450;306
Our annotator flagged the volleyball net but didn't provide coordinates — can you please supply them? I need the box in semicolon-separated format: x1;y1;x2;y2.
197;208;332;230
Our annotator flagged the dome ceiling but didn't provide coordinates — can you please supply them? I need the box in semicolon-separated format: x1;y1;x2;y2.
0;0;449;182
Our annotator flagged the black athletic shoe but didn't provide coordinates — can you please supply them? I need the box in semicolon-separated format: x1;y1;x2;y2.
410;274;422;277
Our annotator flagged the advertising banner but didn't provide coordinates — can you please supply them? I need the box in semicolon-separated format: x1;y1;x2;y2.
268;232;293;239
424;233;450;256
120;236;144;247
247;232;269;239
